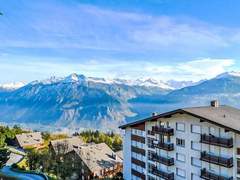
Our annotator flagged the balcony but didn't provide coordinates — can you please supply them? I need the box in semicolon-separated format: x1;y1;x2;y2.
200;134;233;148
152;126;174;136
147;130;155;136
200;168;233;180
132;157;145;168
154;141;174;151
149;165;174;180
132;169;146;179
131;134;145;144
200;151;233;168
149;153;174;166
131;146;146;156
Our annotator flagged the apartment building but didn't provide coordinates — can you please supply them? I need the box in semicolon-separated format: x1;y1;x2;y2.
119;100;240;180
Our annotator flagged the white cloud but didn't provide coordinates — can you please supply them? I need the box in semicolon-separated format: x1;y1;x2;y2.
2;2;240;55
142;58;235;81
178;58;234;76
0;56;234;83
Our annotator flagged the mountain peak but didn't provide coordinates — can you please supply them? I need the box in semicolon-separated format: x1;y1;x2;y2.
62;73;86;84
215;71;240;79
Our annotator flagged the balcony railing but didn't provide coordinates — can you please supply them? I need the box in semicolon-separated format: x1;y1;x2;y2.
147;130;155;136
149;165;174;180
154;141;174;151
132;157;145;168
200;151;233;168
132;169;146;179
200;168;233;180
131;134;145;144
200;134;233;148
152;126;174;136
149;153;174;166
131;146;146;156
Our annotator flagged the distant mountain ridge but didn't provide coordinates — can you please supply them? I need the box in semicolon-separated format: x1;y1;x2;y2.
0;74;200;91
1;72;240;131
130;71;240;119
0;73;171;131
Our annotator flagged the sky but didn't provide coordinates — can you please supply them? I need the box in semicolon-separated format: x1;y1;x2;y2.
1;0;240;83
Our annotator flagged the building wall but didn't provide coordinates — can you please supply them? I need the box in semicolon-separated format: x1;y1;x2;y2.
123;112;239;180
64;151;92;180
123;127;132;180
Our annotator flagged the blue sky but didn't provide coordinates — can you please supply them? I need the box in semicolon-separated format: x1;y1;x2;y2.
1;0;240;83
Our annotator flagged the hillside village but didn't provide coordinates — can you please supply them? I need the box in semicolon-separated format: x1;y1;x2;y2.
0;127;123;179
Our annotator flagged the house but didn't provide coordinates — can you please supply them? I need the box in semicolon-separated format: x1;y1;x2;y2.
49;136;84;155
65;143;123;179
116;150;123;160
15;132;43;149
119;100;240;180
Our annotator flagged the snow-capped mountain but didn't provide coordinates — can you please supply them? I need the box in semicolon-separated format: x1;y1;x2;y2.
30;74;173;90
0;73;170;130
85;76;173;89
166;80;204;89
1;71;240;131
215;71;240;79
131;71;240;117
0;82;25;91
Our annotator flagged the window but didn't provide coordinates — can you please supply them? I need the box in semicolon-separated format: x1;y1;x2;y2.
191;157;201;167
237;148;240;155
176;122;185;131
210;145;215;153
191;124;201;134
209;127;215;134
148;176;156;180
132;175;141;180
132;129;145;137
132;140;137;147
210;163;217;172
238;159;240;168
191;173;201;180
132;129;137;135
176;138;185;147
176;168;186;178
191;141;201;151
132;163;145;174
176;153;185;162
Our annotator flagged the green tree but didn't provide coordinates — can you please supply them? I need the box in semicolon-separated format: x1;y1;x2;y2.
79;130;122;151
0;134;6;147
0;148;10;168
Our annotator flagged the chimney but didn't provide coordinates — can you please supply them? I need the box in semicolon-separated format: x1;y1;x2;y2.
210;100;219;107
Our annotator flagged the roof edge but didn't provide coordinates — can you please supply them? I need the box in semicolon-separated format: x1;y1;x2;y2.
119;108;240;134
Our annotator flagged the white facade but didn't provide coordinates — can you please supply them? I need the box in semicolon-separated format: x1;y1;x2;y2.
122;112;240;180
123;127;132;180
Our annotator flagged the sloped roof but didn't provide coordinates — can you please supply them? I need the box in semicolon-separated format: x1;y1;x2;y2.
16;132;43;147
119;105;240;134
73;143;122;173
50;136;84;154
182;105;240;132
115;150;123;160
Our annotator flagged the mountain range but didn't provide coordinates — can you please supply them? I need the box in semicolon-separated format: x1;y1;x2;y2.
0;72;240;131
